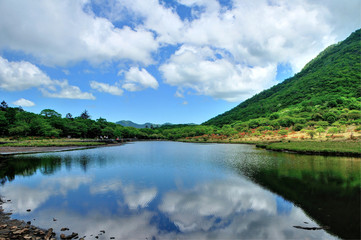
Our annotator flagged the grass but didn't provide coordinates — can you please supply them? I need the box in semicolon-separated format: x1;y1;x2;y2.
261;141;361;157
0;138;106;147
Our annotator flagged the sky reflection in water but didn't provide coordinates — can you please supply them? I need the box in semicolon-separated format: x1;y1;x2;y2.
0;142;339;239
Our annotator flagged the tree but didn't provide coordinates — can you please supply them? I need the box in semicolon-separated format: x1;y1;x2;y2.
0;101;8;111
66;113;73;119
40;109;61;118
316;127;325;136
306;130;316;139
80;110;90;119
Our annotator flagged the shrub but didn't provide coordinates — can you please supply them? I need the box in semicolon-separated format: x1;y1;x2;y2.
328;127;340;134
316;127;325;136
316;121;329;127
278;129;288;135
293;123;305;131
307;130;316;139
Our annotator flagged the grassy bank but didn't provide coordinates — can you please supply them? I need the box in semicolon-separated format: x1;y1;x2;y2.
257;141;361;157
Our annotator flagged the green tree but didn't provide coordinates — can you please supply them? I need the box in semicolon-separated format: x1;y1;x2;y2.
306;130;316;139
80;110;90;119
40;109;61;118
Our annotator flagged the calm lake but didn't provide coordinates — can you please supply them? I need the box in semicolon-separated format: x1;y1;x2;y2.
0;141;360;239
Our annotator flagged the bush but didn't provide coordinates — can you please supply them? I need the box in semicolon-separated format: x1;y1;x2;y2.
316;121;329;127
307;130;316;139
293;123;305;131
278;129;288;135
328;127;340;134
269;113;280;120
278;117;294;127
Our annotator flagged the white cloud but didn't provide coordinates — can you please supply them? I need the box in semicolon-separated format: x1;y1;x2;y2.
122;67;159;92
0;0;158;66
160;46;277;101
90;180;157;210
0;56;95;100
12;98;35;107
90;81;123;96
0;56;52;91
41;80;95;100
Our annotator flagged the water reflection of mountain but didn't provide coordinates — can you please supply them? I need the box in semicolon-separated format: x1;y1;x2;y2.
234;152;361;240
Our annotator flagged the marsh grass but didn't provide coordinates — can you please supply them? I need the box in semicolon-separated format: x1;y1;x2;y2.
263;141;361;156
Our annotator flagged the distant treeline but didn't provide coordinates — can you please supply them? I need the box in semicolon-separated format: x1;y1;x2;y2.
0;101;216;140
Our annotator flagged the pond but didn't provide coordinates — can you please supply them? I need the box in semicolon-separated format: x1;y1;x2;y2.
0;141;360;239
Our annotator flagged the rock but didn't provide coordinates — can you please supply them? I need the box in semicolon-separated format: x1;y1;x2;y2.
110;237;115;239
23;235;32;240
27;221;31;225
100;230;105;233
13;228;29;235
44;228;54;240
0;224;7;229
60;232;78;239
26;209;31;212
53;218;57;221
61;227;70;231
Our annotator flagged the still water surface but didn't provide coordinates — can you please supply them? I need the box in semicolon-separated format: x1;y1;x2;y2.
0;142;360;239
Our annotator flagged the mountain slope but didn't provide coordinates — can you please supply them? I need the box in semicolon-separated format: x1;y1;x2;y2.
204;29;361;126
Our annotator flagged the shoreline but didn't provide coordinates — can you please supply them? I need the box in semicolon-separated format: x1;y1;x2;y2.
0;199;57;240
180;139;361;158
1;139;360;158
0;142;127;156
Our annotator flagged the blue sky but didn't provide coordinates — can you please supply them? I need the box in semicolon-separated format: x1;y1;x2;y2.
0;0;360;124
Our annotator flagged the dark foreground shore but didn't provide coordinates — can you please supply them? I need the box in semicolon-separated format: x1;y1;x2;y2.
0;199;56;240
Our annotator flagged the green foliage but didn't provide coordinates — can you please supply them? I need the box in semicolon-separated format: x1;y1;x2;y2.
306;130;316;139
278;129;288;135
328;127;340;134
316;127;326;136
293;123;305;131
41;109;61;118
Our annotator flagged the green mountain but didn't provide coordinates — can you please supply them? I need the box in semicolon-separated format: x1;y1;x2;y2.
204;29;361;127
115;120;162;129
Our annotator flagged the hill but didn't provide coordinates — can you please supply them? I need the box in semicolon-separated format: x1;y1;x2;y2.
204;29;361;127
115;120;162;129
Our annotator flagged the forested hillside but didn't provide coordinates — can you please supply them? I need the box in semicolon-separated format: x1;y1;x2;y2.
204;29;361;127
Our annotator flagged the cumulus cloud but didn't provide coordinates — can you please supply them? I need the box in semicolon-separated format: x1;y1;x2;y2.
40;80;95;100
12;98;35;107
0;56;95;99
90;81;123;96
122;67;159;92
90;180;157;210
0;0;158;66
160;46;277;101
0;56;52;91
